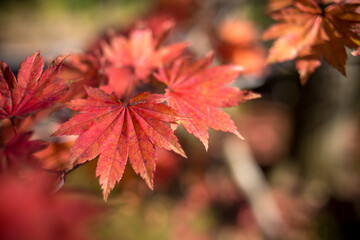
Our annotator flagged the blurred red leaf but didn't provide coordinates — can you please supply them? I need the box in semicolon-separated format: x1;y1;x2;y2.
53;87;186;200
59;53;106;101
0;51;68;119
154;0;199;23
0;173;102;240
155;53;260;150
0;132;46;172
154;148;181;188
101;28;188;97
34;141;72;171
124;14;176;46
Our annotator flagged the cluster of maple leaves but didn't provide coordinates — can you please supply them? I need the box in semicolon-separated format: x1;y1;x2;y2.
0;1;359;239
0;19;260;201
1;0;360;203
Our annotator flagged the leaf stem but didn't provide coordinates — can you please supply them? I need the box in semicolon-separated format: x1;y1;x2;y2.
41;160;91;194
123;66;136;105
10;118;17;135
64;160;91;176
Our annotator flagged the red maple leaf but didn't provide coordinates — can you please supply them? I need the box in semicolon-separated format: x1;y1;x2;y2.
154;53;260;150
53;87;186;200
0;51;68;119
101;28;188;96
263;0;360;83
0;132;46;173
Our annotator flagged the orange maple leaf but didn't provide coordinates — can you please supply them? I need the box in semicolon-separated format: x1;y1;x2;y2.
154;53;260;150
263;0;360;83
216;18;267;77
0;51;68;119
101;28;188;97
53;87;186;200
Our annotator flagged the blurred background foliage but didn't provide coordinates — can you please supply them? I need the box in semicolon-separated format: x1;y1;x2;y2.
1;0;360;240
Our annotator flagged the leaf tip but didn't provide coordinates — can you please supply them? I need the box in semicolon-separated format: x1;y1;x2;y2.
265;56;275;65
197;135;209;151
245;91;261;101
142;170;155;190
103;192;109;202
234;130;244;140
177;148;187;158
205;51;215;61
203;141;209;151
233;65;244;72
147;179;154;190
351;48;360;56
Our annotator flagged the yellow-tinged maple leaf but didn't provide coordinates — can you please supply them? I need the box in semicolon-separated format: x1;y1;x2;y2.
154;53;260;150
263;0;360;83
53;87;186;200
